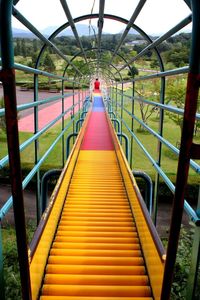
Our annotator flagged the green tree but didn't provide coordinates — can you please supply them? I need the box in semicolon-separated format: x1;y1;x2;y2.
21;39;27;57
33;39;38;53
135;81;158;132
42;53;56;86
43;53;56;74
164;45;189;67
165;78;186;139
14;38;21;56
128;65;139;78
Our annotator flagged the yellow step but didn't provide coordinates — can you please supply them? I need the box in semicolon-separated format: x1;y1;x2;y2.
41;284;151;297
47;256;144;266
65;200;129;205
52;242;141;250
40;297;153;300
59;220;134;226
50;249;141;257
56;230;136;238
53;236;139;244
54;225;136;232
45;264;146;275
44;274;149;285
58;216;134;222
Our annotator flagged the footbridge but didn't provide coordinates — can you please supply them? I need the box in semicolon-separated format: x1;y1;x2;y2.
0;1;199;299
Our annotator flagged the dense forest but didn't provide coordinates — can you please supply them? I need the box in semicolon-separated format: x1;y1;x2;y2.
13;32;191;69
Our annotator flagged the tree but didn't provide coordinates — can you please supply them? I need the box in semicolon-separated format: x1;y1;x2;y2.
21;39;27;57
43;53;56;74
164;45;189;67
128;65;139;78
135;82;158;132
42;53;56;86
33;39;38;53
166;78;200;138
14;38;21;56
165;78;186;140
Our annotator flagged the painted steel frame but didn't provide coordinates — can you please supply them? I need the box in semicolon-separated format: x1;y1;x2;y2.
0;0;199;299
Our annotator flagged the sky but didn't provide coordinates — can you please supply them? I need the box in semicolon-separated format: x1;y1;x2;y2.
12;0;192;36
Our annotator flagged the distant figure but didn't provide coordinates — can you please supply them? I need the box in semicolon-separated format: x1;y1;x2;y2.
94;78;100;90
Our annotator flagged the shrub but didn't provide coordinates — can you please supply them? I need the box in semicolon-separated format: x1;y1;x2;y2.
162;225;195;299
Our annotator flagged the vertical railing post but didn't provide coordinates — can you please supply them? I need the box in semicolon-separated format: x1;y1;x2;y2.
72;81;75;142
111;82;114;111
78;81;81;120
120;81;124;145
152;75;165;225
61;78;65;167
115;82;118;116
0;1;32;299
130;80;135;169
33;72;41;223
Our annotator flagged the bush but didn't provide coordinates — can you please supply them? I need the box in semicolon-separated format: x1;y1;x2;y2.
3;229;21;300
162;225;195;299
2;224;35;299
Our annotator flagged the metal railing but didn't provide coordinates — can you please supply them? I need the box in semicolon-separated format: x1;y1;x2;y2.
0;0;199;299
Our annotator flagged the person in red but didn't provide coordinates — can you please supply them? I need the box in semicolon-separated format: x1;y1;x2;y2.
94;78;100;91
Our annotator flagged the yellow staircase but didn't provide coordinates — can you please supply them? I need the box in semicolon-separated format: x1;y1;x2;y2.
40;151;152;299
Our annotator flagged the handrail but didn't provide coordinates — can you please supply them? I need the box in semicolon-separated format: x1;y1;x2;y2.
0;114;77;220
0;0;199;299
0;91;76;116
114;112;200;225
122;93;200;120
118;103;200;173
0;102;80;169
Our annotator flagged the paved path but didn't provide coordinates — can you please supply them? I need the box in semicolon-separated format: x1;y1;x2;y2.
18;93;81;132
0;86;88;132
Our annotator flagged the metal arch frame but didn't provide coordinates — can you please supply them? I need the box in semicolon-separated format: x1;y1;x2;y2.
59;0;91;75
115;14;192;74
62;46;133;80
109;0;147;64
31;12;165;75
63;54;125;82
0;0;199;299
12;6;83;77
44;13;165;204
28;11;166;133
71;60;122;89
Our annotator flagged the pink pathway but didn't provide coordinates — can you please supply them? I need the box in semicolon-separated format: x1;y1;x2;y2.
18;93;86;133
